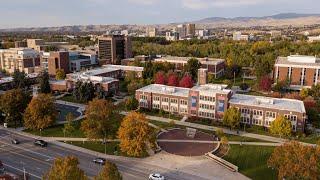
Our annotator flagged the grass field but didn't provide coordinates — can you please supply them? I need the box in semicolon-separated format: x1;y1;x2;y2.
223;145;277;180
23;121;85;138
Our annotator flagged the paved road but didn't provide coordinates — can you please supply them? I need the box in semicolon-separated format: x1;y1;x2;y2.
0;129;211;180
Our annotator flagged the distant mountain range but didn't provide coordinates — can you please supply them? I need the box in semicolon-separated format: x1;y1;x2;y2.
1;13;320;32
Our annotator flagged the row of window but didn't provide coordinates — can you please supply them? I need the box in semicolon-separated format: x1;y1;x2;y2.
199;95;215;102
198;111;214;118
152;103;188;114
241;109;278;119
199;104;215;110
241;117;275;126
152;96;188;106
284;114;297;121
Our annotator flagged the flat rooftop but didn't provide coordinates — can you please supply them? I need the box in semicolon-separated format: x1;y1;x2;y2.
191;84;231;95
154;56;225;65
103;64;144;72
229;94;306;113
136;84;190;97
275;55;320;67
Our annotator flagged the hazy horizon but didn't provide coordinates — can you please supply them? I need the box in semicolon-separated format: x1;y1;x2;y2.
1;0;319;29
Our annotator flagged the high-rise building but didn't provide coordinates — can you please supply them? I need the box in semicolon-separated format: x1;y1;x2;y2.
0;48;40;74
47;51;70;77
175;24;186;39
146;27;157;37
186;24;196;37
98;35;132;65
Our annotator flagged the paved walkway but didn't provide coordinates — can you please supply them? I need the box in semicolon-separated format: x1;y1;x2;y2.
121;111;286;143
157;139;281;146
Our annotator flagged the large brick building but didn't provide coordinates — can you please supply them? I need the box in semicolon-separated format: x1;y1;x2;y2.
136;84;306;132
274;55;320;90
154;56;225;78
47;51;70;77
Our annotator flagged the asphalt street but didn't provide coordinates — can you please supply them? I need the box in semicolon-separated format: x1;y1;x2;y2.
0;129;209;180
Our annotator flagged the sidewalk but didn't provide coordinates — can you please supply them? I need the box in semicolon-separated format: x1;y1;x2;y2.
157;139;281;146
121;111;286;143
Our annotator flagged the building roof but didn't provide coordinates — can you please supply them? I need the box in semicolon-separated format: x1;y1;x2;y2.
154;56;225;65
136;84;190;97
229;94;306;113
103;64;144;72
81;67;120;76
275;55;320;67
191;84;231;95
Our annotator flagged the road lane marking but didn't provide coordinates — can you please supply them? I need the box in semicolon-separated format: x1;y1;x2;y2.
3;163;42;179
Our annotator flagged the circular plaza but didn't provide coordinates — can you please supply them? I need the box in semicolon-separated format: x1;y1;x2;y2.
157;128;218;156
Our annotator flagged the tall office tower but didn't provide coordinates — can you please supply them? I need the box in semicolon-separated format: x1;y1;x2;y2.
98;35;132;65
186;24;196;37
146;27;157;37
175;24;187;39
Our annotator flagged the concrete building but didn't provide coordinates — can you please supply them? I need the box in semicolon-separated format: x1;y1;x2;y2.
308;35;320;42
47;51;70;77
136;83;306;132
14;41;27;48
98;35;132;65
27;39;45;52
165;31;179;41
175;24;187;40
0;48;40;74
154;56;225;78
186;24;196;37
146;27;158;37
69;52;98;72
233;32;249;41
274;55;320;89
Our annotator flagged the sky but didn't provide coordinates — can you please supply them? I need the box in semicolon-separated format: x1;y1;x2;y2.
0;0;319;28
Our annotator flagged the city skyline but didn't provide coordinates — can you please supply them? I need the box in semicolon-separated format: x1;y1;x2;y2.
0;0;319;28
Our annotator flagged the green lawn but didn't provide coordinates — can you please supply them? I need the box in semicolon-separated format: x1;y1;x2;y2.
23;122;85;138
65;141;149;157
223;145;277;180
139;109;183;120
295;134;320;144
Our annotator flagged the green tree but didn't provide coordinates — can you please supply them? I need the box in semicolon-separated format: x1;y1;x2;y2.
215;128;224;138
43;156;87;180
38;71;51;94
125;96;139;111
269;116;292;138
12;70;30;89
0;89;31;127
55;69;66;80
223;107;241;130
300;88;309;100
118;112;153;157
63;113;75;137
183;58;201;80
73;81;95;102
24;94;57;131
95;161;122;180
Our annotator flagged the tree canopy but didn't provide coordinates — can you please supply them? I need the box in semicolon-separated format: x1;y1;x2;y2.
12;70;30;89
223;107;241;130
95;161;122;180
24;93;57;130
38;71;51;94
269;116;292;137
55;69;66;80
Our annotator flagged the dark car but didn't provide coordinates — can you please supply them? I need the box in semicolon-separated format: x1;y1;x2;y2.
92;158;106;165
11;139;20;144
34;140;47;147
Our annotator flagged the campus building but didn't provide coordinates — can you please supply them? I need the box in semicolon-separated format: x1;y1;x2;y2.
47;51;70;77
69;51;98;72
154;56;225;78
274;55;320;89
98;35;132;65
0;48;40;74
136;84;306;132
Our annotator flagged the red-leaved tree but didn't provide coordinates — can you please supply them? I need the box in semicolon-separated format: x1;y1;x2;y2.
167;73;179;86
259;76;273;92
154;71;167;85
179;75;193;88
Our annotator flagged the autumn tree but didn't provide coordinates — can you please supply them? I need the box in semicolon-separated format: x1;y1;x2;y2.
183;58;201;80
95;161;122;180
81;99;118;140
12;70;30;89
300;88;309;99
269;116;292;138
223;107;241;130
268;141;320;180
0;89;31;127
259;75;273;92
118;112;153;157
125;96;139;111
38;71;51;94
43;156;87;180
179;74;193;88
63;113;75;137
167;72;179;86
24;94;57;131
154;71;166;85
55;69;66;80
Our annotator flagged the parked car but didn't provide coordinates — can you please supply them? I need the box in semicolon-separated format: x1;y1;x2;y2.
34;140;47;147
11;139;20;144
92;158;106;165
0;161;5;174
149;173;165;180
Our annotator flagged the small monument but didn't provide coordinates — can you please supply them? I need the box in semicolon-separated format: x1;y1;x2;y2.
186;127;197;138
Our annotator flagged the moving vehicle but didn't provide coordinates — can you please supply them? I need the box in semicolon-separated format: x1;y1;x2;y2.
92;158;106;165
11;139;20;144
149;173;165;180
34;139;47;147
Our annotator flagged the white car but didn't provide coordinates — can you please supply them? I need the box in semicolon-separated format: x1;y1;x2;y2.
149;173;165;180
